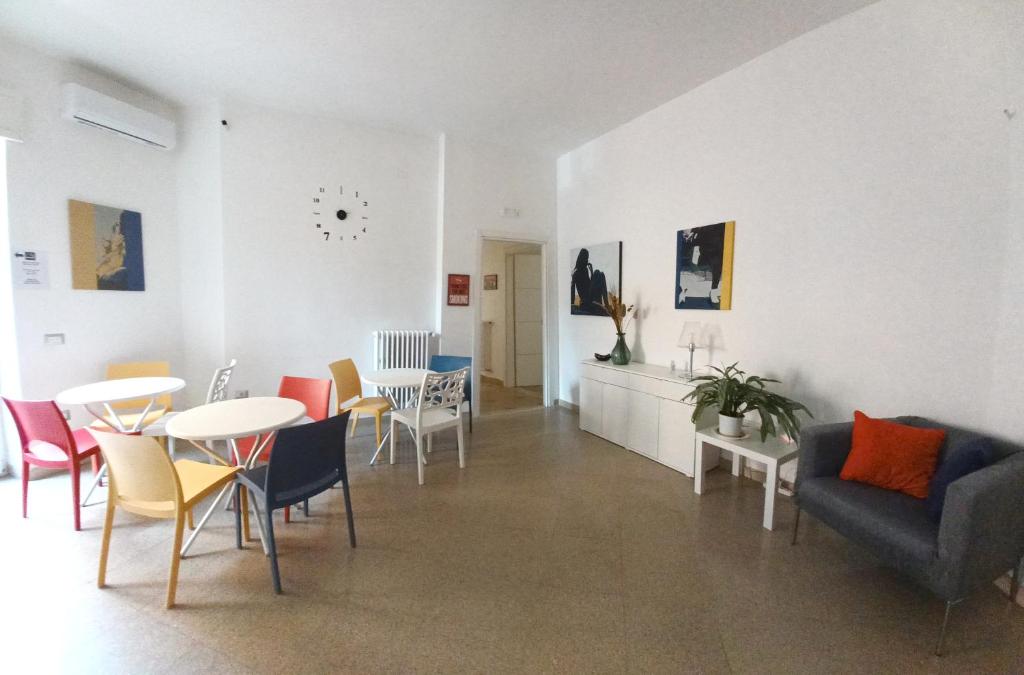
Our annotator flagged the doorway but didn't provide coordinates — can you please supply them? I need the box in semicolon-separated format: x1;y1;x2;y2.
478;239;544;414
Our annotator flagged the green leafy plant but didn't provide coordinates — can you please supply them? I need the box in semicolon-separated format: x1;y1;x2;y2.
683;363;812;441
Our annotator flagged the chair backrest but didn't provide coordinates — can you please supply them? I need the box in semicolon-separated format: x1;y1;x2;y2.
429;355;472;398
417;368;468;424
1;398;76;460
328;359;363;411
278;376;332;422
206;359;237;404
106;361;172;411
89;429;181;512
265;412;351;510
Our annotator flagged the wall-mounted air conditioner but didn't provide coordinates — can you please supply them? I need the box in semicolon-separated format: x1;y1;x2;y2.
60;83;176;150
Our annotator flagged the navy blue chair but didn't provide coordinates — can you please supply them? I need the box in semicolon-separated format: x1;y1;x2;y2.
429;355;473;432
234;412;355;594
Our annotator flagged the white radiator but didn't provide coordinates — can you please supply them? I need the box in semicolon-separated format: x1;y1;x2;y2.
372;330;436;406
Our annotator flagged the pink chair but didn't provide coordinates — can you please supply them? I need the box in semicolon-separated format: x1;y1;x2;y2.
2;397;103;531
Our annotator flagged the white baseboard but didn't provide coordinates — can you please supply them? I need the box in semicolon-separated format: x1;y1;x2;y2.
556;399;579;413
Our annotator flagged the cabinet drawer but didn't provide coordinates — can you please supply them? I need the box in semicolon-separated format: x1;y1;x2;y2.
627;374;694;401
581;363;629;387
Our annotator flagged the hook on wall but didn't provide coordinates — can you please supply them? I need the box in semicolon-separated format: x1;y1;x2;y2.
1004;108;1016;120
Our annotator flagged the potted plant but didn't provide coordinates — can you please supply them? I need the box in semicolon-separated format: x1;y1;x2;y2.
599;293;635;365
683;363;812;440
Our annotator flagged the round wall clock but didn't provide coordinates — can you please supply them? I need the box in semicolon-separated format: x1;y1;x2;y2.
311;184;369;243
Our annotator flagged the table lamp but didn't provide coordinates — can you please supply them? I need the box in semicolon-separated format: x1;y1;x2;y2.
677;321;705;378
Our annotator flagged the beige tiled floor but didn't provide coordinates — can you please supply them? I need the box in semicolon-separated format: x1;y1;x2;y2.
3;407;1023;673
480;378;543;413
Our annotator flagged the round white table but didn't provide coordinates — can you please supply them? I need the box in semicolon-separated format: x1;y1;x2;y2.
361;368;431;465
57;376;185;507
57;376;185;433
166;396;307;554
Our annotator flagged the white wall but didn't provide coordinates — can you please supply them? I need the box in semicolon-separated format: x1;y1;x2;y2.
175;104;226;406
217;102;439;401
558;0;1024;440
438;136;557;405
0;39;183;438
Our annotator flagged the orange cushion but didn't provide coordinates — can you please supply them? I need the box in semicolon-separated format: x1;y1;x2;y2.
839;411;946;499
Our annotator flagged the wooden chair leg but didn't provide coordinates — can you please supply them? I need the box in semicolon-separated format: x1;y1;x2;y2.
284;505;291;523
350;412;360;437
166;512;185;608
374;413;382;448
97;495;116;587
187;509;195;530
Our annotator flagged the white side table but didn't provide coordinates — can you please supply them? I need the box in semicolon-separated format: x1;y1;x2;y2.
694;428;799;531
361;368;430;465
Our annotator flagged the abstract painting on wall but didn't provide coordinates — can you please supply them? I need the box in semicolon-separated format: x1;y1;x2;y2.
675;221;734;310
69;199;145;291
570;241;621;316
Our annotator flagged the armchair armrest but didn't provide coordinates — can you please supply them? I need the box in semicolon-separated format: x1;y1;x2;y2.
795;421;853;490
937;453;1024;599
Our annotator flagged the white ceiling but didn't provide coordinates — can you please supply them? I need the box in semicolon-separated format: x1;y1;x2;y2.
0;0;875;154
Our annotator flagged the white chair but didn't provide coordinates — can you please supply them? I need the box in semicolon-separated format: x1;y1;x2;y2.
143;359;237;458
389;367;468;485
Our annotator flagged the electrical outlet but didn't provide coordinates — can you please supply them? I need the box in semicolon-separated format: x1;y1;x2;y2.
44;333;66;345
234;390;249;399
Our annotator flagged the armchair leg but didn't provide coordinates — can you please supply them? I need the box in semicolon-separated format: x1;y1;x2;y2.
935;599;962;657
791;507;801;545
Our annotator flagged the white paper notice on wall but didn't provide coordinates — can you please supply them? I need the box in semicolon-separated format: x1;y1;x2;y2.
12;250;50;290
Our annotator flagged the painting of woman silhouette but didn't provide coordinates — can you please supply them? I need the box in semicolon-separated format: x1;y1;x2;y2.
675;221;734;310
69;199;146;291
570;241;621;316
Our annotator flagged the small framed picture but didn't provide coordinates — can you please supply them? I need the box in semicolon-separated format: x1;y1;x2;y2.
447;274;470;306
483;274;498;291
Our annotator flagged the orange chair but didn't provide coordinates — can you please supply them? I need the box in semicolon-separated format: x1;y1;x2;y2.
329;359;392;447
233;376;332;525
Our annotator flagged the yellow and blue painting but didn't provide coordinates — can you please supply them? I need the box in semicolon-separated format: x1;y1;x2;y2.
675;221;734;310
69;199;145;291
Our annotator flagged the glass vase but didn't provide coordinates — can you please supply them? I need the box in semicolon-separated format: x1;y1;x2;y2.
611;332;631;365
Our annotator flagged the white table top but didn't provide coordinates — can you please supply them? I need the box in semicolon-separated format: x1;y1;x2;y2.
57;377;186;406
695;427;799;462
165;396;307;441
362;368;431;388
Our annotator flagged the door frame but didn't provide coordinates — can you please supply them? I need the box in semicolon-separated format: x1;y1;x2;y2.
474;232;552;410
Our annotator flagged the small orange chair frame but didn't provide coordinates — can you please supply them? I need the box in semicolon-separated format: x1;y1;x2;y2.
329;359;392;447
91;429;240;608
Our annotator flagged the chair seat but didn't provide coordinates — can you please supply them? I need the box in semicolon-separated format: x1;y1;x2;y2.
345;397;391;414
174;459;240;508
390;407;460;431
799;476;939;567
24;429;100;466
90;407;168;431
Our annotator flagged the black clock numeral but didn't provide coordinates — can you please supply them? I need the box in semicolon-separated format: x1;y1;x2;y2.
316;223;321;228
362;227;366;233
339;185;343;195
355;191;359;198
363;201;368;207
318;186;325;193
361;216;367;219
313;197;320;203
313;211;320;215
324;232;330;241
352;235;357;240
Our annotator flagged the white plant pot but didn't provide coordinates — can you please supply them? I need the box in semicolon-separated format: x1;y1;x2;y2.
718;413;744;438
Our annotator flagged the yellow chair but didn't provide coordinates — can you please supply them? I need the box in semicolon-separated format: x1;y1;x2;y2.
91;360;173;430
329;359;392;447
91;429;240;608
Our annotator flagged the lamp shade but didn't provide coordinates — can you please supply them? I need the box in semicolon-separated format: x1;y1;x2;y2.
677;321;704;348
702;323;725;351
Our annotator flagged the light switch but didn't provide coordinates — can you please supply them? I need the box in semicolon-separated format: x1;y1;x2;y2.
44;333;65;345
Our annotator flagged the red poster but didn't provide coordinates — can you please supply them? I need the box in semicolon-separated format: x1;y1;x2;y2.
447;274;470;306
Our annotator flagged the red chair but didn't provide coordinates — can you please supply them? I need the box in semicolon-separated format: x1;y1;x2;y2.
233;376;332;524
2;397;103;531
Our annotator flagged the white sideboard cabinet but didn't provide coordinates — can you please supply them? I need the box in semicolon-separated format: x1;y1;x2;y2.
578;360;717;477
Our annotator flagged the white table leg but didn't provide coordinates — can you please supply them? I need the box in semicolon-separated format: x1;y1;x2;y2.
694;441;705;495
81;463;107;506
180;481;233;557
732;453;744;477
763;461;779;530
